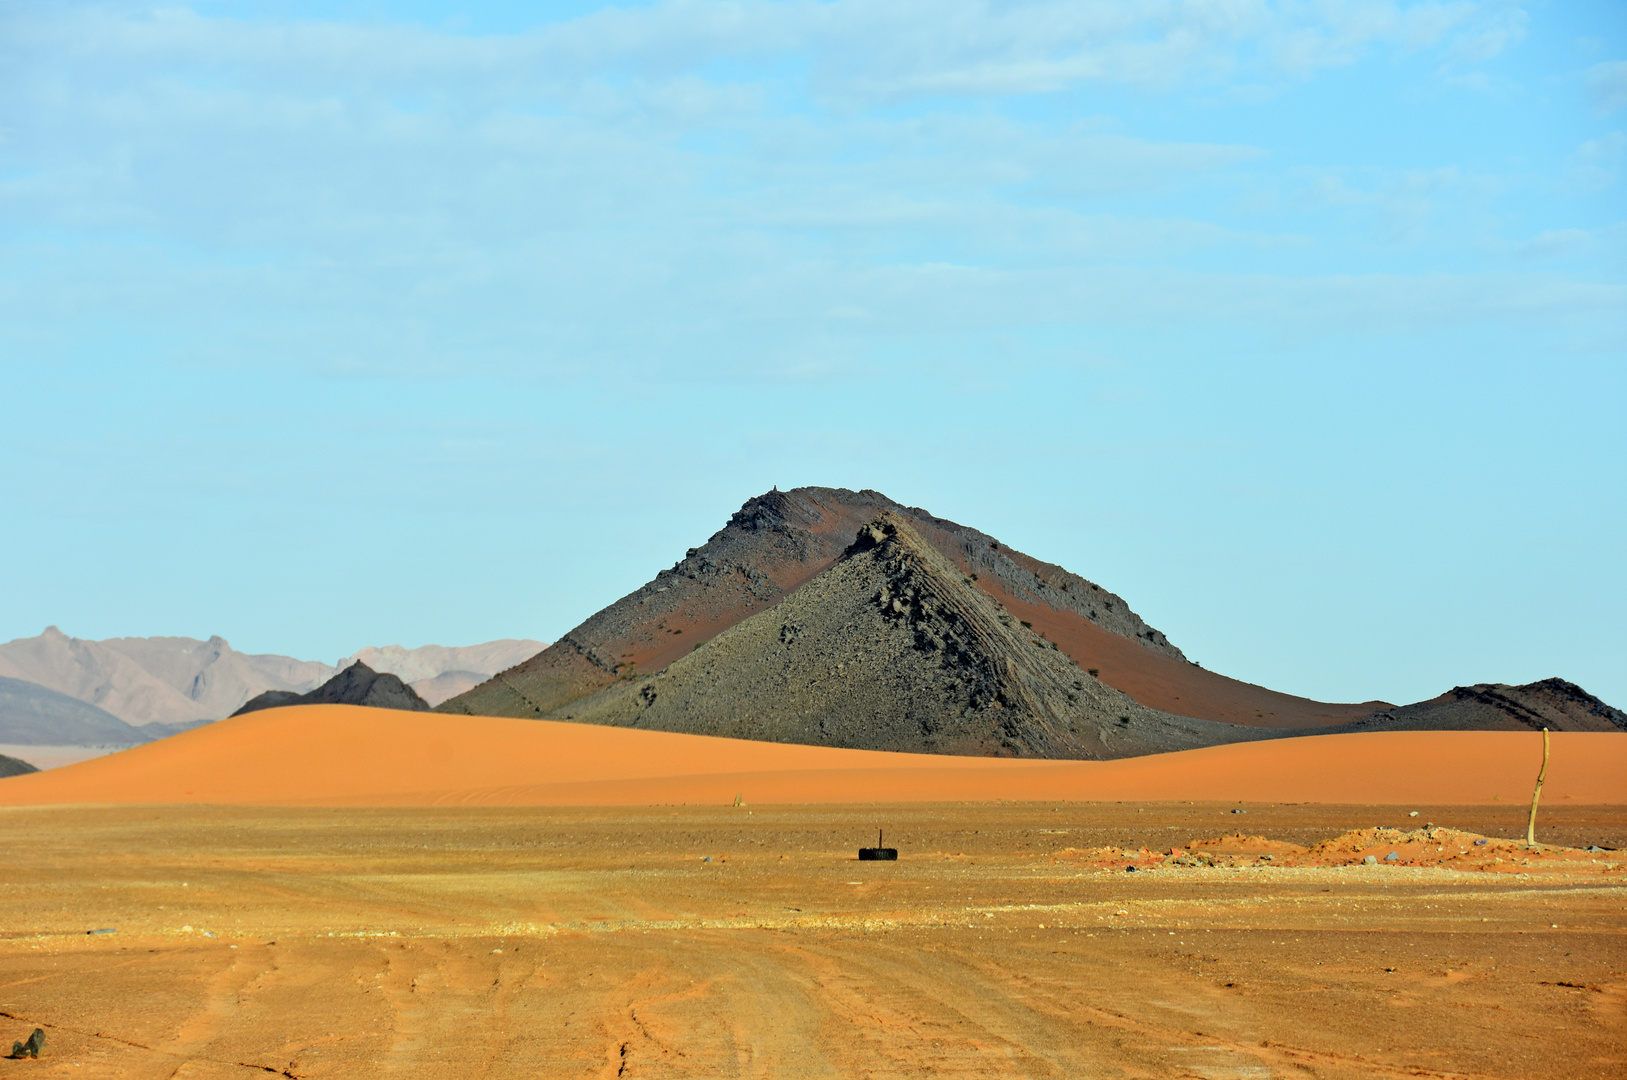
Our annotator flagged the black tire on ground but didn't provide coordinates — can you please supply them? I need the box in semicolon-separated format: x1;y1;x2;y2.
858;848;898;861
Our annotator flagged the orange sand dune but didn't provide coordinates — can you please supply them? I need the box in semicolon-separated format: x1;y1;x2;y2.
0;705;1620;808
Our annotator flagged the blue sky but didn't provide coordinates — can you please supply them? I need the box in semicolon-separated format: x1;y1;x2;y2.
2;0;1623;707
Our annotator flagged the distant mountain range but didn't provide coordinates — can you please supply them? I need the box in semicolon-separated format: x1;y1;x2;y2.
440;486;1626;758
0;627;333;731
0;630;545;749
0;676;149;746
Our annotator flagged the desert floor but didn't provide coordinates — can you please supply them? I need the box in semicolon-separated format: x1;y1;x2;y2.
0;802;1622;1079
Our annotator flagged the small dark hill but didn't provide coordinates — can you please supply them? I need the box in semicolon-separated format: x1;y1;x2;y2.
0;676;149;746
439;486;1381;727
0;754;39;778
550;514;1273;759
232;662;428;717
1334;679;1627;735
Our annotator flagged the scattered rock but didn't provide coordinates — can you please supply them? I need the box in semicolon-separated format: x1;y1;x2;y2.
1363;855;1378;865
8;1028;43;1059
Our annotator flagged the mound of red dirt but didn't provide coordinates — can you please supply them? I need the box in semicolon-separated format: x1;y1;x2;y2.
1055;827;1623;876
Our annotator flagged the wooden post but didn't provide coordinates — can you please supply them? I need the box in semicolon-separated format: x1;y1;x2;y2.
1525;727;1550;847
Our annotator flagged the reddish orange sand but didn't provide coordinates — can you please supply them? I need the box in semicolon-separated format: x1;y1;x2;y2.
0;705;1620;807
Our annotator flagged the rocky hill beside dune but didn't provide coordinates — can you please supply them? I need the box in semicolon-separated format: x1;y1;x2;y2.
440;487;1206;721
555;514;1269;758
0;754;36;778
442;485;1622;759
233;662;429;717
439;486;1388;732
1325;679;1626;735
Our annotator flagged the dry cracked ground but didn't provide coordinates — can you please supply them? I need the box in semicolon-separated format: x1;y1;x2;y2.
0;802;1622;1079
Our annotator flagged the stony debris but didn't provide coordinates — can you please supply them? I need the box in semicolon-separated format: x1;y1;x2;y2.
8;1028;43;1059
1051;828;1622;874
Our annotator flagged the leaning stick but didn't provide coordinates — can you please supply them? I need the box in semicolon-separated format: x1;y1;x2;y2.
1525;727;1550;847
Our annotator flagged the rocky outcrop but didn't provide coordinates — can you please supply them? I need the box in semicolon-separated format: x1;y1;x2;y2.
549;515;1272;759
232;662;429;717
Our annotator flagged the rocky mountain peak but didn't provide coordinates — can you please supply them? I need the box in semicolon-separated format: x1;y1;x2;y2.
439;487;1188;722
546;513;1249;759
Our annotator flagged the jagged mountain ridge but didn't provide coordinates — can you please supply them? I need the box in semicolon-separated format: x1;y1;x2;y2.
0;628;333;727
0;631;551;740
553;514;1271;758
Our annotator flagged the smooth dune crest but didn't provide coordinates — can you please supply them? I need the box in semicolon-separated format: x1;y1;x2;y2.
0;705;1621;808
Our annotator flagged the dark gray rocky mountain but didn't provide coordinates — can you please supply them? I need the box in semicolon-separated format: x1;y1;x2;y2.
0;754;38;778
439;486;1208;723
232;661;429;717
549;514;1275;758
1323;679;1627;735
0;676;149;746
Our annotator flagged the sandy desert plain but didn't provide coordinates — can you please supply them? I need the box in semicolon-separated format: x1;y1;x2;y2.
0;708;1623;1079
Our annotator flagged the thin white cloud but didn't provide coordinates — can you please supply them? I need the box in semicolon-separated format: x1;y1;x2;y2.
1446;5;1526;62
1567;131;1625;193
1;0;1616;388
1586;60;1627;115
5;0;1505;103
